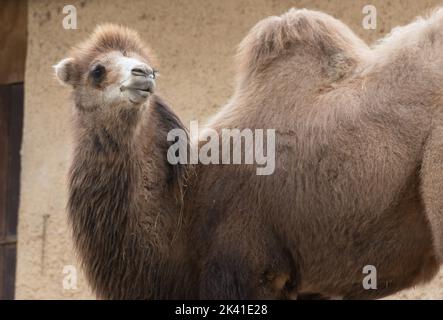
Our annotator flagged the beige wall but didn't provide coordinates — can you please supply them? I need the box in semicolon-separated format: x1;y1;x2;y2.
16;0;443;299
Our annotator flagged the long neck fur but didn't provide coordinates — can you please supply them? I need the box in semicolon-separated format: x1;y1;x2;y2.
68;95;195;299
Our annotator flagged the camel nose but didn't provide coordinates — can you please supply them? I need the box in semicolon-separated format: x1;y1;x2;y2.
131;66;152;77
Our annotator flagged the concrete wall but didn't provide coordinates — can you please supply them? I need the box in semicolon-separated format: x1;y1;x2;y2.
16;0;443;299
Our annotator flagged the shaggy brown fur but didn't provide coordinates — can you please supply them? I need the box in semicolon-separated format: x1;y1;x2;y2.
57;8;443;300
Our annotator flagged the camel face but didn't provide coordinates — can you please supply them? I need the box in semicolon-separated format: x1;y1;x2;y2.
54;51;155;109
54;24;157;113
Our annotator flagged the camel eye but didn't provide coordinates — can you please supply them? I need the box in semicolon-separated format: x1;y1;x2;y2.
90;64;106;82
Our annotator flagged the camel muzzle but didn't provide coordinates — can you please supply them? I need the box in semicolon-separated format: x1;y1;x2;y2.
120;76;155;104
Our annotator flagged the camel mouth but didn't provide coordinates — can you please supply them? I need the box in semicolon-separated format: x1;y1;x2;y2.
120;85;154;104
120;76;156;102
133;88;152;95
122;86;153;93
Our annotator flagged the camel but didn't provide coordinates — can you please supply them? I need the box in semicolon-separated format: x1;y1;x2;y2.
54;8;443;299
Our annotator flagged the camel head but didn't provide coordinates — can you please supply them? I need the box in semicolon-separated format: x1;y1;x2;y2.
54;24;157;114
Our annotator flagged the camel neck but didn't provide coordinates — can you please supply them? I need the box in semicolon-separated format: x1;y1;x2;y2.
68;122;145;298
68;97;195;299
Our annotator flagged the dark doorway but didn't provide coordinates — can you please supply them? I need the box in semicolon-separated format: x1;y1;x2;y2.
0;83;23;299
0;0;27;300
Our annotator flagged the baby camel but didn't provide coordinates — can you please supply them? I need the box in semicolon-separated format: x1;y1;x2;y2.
56;8;443;299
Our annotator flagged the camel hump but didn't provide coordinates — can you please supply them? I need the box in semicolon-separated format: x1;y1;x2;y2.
237;8;369;76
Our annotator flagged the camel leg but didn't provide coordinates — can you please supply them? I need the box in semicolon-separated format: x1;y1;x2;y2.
199;250;258;299
421;123;443;261
199;222;296;299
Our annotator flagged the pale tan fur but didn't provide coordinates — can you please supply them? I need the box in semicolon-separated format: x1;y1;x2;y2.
188;8;443;299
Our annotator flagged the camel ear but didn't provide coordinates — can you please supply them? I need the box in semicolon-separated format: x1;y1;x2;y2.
53;58;76;86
